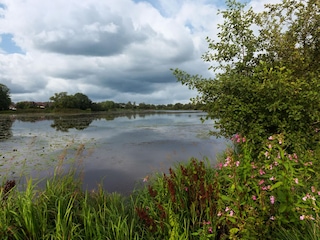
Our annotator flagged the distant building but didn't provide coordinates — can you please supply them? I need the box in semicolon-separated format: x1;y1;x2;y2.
9;105;17;111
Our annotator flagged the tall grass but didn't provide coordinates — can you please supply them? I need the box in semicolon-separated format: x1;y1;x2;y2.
275;220;320;240
0;172;142;240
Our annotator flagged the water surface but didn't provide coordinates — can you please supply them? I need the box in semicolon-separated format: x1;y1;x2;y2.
0;111;228;194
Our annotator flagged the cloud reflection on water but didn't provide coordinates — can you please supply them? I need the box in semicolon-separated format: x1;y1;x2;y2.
0;111;228;194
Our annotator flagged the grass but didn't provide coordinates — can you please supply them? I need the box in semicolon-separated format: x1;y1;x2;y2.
0;172;142;240
1;135;320;239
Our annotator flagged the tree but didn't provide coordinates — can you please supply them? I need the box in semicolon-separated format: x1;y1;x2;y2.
50;92;69;109
0;84;11;111
16;101;37;109
172;0;320;151
73;93;92;110
96;100;115;111
50;92;92;110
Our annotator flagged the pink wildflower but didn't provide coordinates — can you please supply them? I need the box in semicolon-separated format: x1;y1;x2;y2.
300;215;305;220
251;162;257;169
217;211;222;217
225;207;230;212
270;196;275;204
270;176;276;181
268;136;273;140
208;227;213;234
229;210;234;216
302;193;315;201
258;180;265;185
232;134;241;143
311;186;316;193
235;161;240;167
270;216;275;220
224;156;231;167
259;169;266;175
252;195;257;201
294;178;299;184
242;137;246;143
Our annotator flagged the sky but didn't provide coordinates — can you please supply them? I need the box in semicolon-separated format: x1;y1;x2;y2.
0;0;279;104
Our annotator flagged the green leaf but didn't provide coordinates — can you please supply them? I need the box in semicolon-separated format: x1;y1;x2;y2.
270;181;283;191
230;228;239;234
279;204;287;213
230;183;235;192
228;217;236;224
236;184;243;192
220;195;233;202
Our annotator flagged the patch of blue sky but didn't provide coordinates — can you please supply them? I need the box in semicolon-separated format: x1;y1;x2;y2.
132;0;169;17
185;22;195;33
0;3;6;18
132;0;228;17
0;33;24;54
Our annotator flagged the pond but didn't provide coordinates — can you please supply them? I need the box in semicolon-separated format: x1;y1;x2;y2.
0;111;228;194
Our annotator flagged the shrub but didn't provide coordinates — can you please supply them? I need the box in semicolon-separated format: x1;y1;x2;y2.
215;134;320;239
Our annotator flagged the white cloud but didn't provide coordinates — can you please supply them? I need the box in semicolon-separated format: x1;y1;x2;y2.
0;0;280;104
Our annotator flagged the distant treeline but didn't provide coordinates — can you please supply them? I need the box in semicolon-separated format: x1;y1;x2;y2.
11;92;204;111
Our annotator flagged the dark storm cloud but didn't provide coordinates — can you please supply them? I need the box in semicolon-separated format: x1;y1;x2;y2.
1;79;26;94
54;69;95;80
1;77;46;94
100;72;175;94
33;11;148;57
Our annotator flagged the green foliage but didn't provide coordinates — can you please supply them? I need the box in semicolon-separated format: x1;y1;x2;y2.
96;100;116;111
215;134;320;239
0;83;11;111
172;0;320;151
50;92;92;110
73;93;92;110
0;173;140;240
275;220;320;240
15;101;38;109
